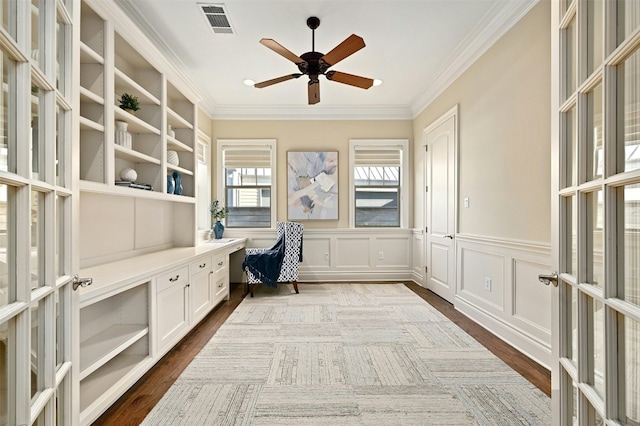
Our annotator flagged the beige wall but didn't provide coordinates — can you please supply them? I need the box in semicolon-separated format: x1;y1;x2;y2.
210;120;413;229
412;1;551;243
197;107;213;139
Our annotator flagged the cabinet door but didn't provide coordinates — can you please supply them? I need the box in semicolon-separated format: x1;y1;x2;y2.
156;268;189;352
190;270;213;324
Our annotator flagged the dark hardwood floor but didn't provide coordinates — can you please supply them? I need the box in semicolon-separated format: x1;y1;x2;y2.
93;282;551;425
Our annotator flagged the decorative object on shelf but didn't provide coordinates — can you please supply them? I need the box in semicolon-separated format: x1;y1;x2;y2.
172;171;183;195
167;174;175;194
213;220;225;239
119;167;137;182
115;120;132;149
167;124;175;138
167;150;179;166
118;92;140;114
209;200;229;240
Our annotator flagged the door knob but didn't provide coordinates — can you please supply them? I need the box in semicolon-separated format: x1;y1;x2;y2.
538;271;558;287
444;234;454;239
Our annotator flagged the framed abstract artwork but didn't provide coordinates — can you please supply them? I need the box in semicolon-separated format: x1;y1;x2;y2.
287;151;338;220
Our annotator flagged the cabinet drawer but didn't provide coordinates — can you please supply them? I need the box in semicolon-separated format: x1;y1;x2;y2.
190;255;212;276
156;266;189;293
213;253;227;275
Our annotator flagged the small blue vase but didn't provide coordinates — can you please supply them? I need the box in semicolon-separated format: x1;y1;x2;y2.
213;221;224;239
167;175;175;194
172;171;183;195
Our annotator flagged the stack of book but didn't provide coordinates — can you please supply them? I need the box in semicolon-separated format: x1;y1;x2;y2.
115;181;153;190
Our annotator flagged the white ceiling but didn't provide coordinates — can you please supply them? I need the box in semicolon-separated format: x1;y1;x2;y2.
116;0;537;120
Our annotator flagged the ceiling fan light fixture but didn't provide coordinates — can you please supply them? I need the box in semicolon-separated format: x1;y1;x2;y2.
254;16;374;104
373;79;383;86
243;79;256;86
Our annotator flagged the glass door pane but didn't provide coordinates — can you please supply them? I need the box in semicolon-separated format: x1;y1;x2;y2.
619;50;640;173
621;183;640;304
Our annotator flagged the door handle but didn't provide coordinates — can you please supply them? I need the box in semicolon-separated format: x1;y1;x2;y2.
538;271;558;287
72;274;93;291
444;234;454;239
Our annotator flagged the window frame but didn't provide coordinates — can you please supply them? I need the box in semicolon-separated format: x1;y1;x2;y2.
216;139;276;229
349;139;409;228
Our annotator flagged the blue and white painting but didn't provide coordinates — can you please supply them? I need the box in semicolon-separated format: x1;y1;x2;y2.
287;151;338;220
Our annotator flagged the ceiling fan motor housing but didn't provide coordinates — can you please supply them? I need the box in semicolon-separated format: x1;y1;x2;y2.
299;51;328;81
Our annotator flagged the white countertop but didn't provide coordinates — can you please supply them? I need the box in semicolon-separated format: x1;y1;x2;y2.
78;238;246;307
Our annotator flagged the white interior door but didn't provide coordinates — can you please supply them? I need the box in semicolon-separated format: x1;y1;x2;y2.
0;0;77;424
424;106;457;303
551;1;640;424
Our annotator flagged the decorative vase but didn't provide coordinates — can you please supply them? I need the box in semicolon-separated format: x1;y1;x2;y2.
167;124;175;138
120;168;137;182
172;171;183;195
167;150;179;166
167;174;175;194
213;220;225;239
115;120;132;149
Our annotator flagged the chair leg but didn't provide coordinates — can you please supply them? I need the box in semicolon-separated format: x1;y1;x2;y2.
249;284;254;298
292;281;299;294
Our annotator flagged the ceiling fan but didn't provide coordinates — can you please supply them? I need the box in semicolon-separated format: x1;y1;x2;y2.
254;16;374;105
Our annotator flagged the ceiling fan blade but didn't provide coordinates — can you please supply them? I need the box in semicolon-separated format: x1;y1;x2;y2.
320;34;366;67
308;81;320;105
254;74;302;88
325;71;374;89
259;38;305;64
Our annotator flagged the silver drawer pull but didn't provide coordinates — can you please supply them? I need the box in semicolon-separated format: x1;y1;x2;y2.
169;275;180;282
199;263;207;269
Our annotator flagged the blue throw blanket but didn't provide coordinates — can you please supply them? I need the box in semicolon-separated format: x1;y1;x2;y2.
242;233;286;288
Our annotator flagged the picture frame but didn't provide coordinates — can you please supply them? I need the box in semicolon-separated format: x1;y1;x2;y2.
287;151;338;220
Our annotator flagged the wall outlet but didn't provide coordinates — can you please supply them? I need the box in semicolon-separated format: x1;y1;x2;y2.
464;197;470;208
484;277;492;291
378;251;384;260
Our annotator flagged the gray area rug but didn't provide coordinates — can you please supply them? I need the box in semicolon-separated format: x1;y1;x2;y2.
142;283;551;425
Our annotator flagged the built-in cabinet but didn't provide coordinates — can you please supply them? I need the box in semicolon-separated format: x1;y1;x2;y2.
77;243;244;426
74;1;239;425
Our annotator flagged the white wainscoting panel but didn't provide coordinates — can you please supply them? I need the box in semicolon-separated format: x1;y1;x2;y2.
412;231;424;283
454;234;552;368
336;237;371;268
225;228;414;282
459;247;505;310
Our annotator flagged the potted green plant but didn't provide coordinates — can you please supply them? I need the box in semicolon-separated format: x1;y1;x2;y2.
209;200;229;239
118;92;140;114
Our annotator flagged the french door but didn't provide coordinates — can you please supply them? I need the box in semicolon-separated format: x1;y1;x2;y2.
553;0;640;424
0;0;76;424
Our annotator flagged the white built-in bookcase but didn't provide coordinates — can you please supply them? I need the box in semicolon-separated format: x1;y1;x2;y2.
73;1;226;424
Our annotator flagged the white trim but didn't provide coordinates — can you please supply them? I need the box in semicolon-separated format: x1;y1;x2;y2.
348;139;409;228
216;139;277;227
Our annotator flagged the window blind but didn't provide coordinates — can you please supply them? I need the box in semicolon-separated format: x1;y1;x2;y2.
353;148;401;167
222;146;272;168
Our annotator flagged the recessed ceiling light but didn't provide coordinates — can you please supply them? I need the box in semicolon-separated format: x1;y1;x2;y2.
243;79;255;86
373;79;382;87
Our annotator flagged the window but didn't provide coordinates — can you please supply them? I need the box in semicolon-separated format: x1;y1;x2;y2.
217;139;276;228
349;139;408;228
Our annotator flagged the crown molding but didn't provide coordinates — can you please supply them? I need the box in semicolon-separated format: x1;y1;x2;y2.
409;0;539;118
206;103;413;121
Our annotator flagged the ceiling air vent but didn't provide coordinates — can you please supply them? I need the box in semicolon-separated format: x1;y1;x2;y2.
199;3;234;35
